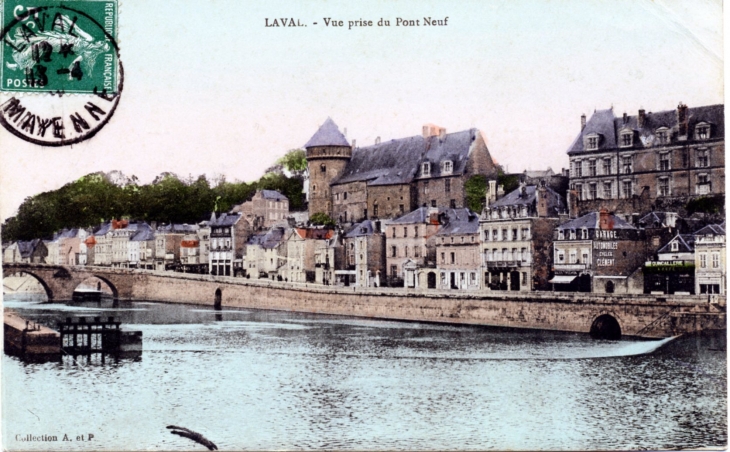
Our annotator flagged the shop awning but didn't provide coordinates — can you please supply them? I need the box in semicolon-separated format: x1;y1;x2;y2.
549;275;577;284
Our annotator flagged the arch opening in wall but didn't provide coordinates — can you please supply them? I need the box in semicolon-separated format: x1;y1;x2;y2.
214;288;222;310
3;271;51;302
590;314;622;340
73;276;118;301
605;280;615;294
427;272;437;289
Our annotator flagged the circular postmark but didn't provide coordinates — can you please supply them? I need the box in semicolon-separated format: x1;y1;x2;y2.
0;3;122;146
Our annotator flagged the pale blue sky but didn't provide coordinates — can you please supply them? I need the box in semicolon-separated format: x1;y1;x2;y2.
0;0;723;220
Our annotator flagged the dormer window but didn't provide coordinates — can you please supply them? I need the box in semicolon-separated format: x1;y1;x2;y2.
442;160;453;175
585;134;599;150
695;123;710;140
619;130;633;148
422;162;431;177
671;241;679;252
558;229;565;240
581;228;588;239
656;128;669;145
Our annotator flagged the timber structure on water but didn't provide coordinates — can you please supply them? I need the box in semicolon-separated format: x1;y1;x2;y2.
3;263;727;339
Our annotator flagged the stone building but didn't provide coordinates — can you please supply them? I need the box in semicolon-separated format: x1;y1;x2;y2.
481;182;565;291
552;210;647;294
303;118;499;224
344;219;386;288
314;232;345;285
128;224;154;269
8;239;47;264
434;210;481;291
245;227;288;279
57;228;89;265
694;223;726;294
567;103;724;217
644;233;695;294
208;213;249;276
92;222;113;266
233;189;290;230
284;227;334;283
155;223;197;271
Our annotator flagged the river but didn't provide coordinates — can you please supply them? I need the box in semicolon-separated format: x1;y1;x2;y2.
2;298;727;450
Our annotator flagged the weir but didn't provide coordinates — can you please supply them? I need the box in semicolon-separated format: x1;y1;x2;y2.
3;263;726;338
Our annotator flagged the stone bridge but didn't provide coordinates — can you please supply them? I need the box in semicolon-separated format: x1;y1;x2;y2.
3;263;726;339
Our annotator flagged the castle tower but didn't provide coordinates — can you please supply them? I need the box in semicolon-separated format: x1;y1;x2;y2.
304;118;352;219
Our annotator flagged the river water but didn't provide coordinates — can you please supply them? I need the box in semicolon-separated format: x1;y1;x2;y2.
2;298;727;451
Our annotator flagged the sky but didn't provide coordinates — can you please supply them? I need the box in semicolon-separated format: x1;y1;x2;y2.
0;0;724;221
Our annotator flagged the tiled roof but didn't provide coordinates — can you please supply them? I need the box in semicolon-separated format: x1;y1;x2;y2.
261;190;288;201
558;211;636;231
657;234;695;254
334;129;480;186
490;184;565;212
567;104;724;155
304;117;350;148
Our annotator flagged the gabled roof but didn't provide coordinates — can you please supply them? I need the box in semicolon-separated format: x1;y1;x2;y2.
638;212;670;228
208;213;241;228
334;129;481;186
304;117;350;148
657;234;695;254
558;211;636;231
345;219;377;238
567;104;724;155
17;239;42;257
247;227;287;249
94;222;112;236
436;210;480;236
490;184;565;212
261;190;288;201
391;207;471;226
694;223;725;236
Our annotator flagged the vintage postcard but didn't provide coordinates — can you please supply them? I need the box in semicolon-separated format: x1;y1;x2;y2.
0;0;726;450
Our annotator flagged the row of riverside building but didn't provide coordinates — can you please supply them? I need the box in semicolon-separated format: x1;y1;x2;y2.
3;103;726;295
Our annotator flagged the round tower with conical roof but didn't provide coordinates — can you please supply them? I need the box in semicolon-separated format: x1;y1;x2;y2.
304;118;352;219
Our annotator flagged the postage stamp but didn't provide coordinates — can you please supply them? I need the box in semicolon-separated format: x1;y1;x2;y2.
0;0;121;146
1;0;118;94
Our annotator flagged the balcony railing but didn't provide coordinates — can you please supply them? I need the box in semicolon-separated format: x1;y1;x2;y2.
554;263;590;271
486;260;522;268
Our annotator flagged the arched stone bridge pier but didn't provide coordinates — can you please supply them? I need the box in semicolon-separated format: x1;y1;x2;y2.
3;264;726;338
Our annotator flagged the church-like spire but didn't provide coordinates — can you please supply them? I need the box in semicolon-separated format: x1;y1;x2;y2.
304;117;350;147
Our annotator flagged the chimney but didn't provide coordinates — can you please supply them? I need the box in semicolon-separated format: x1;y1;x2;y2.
622;112;628;124
352;139;356;148
375;136;381;145
439;128;446;140
677;102;689;139
580;114;586;131
487;179;497;204
638;109;646;128
374;220;381;233
598;208;614;230
422;124;443;138
567;189;578;219
343;127;347;138
537;180;549;217
428;207;439;224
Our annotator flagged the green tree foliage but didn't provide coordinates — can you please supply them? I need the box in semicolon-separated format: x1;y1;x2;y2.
1;169;306;242
309;212;335;227
686;195;725;216
497;167;520;195
465;175;488;213
277;149;307;176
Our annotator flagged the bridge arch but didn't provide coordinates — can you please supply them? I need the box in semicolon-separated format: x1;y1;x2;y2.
73;275;119;299
590;312;622;340
2;269;53;301
214;288;222;309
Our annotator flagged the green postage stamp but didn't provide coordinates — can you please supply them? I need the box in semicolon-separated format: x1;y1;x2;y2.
1;0;118;94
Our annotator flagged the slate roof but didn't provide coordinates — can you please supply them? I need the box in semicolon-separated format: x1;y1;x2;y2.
17;239;42;258
490;184;566;212
94;222;112;236
567;104;724;155
391;207;471;225
208;213;241;228
261;190;288;201
436;210;480;236
694;223;725;236
304;117;350;148
345;220;376;238
334;129;480;186
131;224;155;241
657;234;695;254
558;212;636;231
247;227;287;249
638;212;670;228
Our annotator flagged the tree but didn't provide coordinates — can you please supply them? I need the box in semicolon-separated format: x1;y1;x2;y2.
465;175;488;213
277;149;307;176
309;212;335;227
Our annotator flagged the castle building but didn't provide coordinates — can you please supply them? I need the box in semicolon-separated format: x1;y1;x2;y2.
304;119;499;224
566;103;724;217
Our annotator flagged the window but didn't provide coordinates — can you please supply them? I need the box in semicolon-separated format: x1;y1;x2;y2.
622;180;632;199
588;160;597;176
450;199;456;208
414;246;421;258
558;230;565;240
557;251;565;263
581;228;588;240
470;272;476;284
320;164;326;173
399;204;404;214
391;246;397;257
521;228;529;240
569;229;576;240
343;192;348;200
602;181;612;199
312;184;316;192
392;228;396;238
620;132;632;147
484;230;490;241
696;124;710;140
656;128;669;144
569;251;577;264
390;265;398;276
697;149;709;167
512;229;518;241
582;251;589;264
622;156;632;174
403;227;407;238
422;162;431;176
441;252;445;263
414;226;419;236
587;136;598;150
442;160;453;175
521;248;527;262
405;246;409;257
658;178;670;197
712;253;719;268
589;183;597;200
671;241;678;252
445;179;451;192
574;160;582;177
450;252;455;264
424;181;429;194
431;200;436;207
700;253;707;268
373;204;378;217
659;153;670;171
575;184;583;200
493;229;498;241
602;158;611;175
697;174;710;194
502;229;508;241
